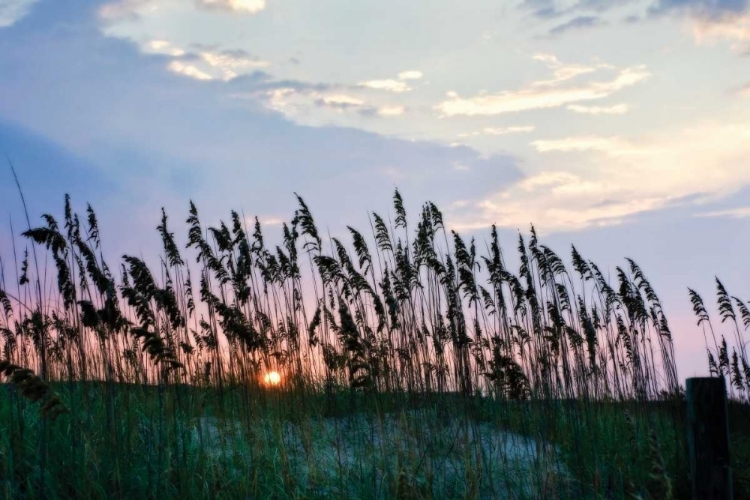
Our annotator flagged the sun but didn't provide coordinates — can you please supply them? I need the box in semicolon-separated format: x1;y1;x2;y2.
263;371;281;387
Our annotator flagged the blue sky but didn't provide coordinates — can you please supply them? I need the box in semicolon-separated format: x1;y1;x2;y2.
1;0;749;377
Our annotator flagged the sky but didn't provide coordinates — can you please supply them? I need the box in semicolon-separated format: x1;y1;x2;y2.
0;0;749;379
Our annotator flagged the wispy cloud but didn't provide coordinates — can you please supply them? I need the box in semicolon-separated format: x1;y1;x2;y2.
567;103;629;114
142;40;186;57
447;122;750;232
377;105;406;116
357;70;424;93
168;61;214;81
259;87;386;120
531;53;602;85
140;40;270;81
549;15;606;36
197;0;266;14
693;206;750;218
259;216;284;226
99;0;155;21
690;13;750;52
358;79;413;93
198;48;270;79
531;136;649;155
445;167;661;233
314;94;366;109
0;0;40;27
435;55;648;116
649;0;750;21
738;82;750;97
520;0;644;21
458;126;535;138
397;70;424;80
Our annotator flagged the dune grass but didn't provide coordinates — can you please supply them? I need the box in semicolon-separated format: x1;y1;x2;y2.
0;188;748;499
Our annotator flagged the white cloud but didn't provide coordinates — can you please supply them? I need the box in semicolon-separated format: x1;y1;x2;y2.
200;51;268;69
691;14;750;53
358;79;412;93
260;217;284;226
142;40;186;56
250;86;411;127
167;61;213;81
446;122;750;233
694;207;750;219
530;136;650;155
198;50;269;80
516;171;581;192
531;53;601;86
198;0;266;14
261;88;374;119
0;0;40;28
264;88;298;113
398;70;424;81
567;103;629;114
142;39;269;81
318;94;365;107
377;105;406;116
458;126;535;137
435;56;649;117
99;0;156;21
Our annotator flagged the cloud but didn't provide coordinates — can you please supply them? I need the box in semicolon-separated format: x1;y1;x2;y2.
646;0;750;51
0;0;526;253
0;0;40;27
519;0;642;20
447;122;750;232
266;91;403;120
377;105;406;116
398;70;423;80
140;40;270;81
549;15;605;35
531;53;601;85
694;206;750;218
258;216;284;226
518;0;563;19
567;103;629;114
142;39;186;56
447;179;673;234
167;60;214;80
258;87;384;119
649;0;749;20
196;0;266;14
435;56;649;116
358;79;412;93
530;136;648;154
99;0;155;21
738;82;750;97
197;48;270;79
315;94;365;109
357;71;424;94
101;0;266;22
458;126;535;138
690;12;750;52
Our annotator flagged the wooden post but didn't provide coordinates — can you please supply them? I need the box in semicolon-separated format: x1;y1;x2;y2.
686;377;732;500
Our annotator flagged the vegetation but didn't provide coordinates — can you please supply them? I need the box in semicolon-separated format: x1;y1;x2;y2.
0;186;748;499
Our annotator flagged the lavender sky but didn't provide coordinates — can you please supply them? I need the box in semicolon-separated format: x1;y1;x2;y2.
1;0;749;379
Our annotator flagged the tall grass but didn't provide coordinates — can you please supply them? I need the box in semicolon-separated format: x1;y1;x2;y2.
0;188;743;499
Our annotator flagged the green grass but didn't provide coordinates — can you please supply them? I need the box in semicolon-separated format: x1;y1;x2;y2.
0;188;748;499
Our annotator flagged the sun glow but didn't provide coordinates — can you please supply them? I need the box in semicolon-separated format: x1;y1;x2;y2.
263;371;281;386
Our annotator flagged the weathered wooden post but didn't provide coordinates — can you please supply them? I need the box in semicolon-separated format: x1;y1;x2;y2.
686;377;732;500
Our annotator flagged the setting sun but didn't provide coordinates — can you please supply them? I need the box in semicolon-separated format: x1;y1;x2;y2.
263;371;281;387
